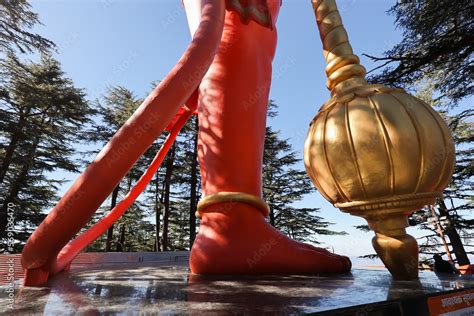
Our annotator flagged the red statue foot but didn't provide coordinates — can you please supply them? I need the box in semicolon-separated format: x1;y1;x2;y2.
190;203;351;274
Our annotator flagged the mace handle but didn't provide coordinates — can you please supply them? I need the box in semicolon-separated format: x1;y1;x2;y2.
311;0;367;95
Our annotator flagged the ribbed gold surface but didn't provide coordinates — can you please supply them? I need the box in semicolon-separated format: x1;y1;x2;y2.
304;86;455;213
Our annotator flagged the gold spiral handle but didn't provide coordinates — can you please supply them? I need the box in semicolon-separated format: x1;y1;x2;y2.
312;0;368;95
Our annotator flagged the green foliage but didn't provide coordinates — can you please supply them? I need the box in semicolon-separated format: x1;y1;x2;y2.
354;225;370;233
366;0;473;104
0;0;55;55
0;54;92;250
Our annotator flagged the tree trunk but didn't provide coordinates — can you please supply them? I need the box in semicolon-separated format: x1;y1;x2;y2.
105;184;120;251
94;284;103;295
116;224;126;252
0;111;28;185
269;208;275;227
0;128;21;185
115;178;132;252
154;174;161;252
189;117;198;248
438;199;470;265
162;144;176;251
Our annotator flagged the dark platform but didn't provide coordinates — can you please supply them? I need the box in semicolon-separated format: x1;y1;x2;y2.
0;252;473;315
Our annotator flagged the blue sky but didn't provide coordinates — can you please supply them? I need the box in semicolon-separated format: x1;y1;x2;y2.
29;0;468;260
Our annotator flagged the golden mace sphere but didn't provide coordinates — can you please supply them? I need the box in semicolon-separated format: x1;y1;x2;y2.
304;84;455;215
306;0;455;279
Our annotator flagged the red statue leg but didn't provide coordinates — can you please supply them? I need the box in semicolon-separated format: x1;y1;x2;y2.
185;1;351;274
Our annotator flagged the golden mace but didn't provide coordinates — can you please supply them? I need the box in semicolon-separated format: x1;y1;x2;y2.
304;0;455;279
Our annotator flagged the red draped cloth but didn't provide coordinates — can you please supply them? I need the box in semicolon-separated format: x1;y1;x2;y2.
226;0;281;29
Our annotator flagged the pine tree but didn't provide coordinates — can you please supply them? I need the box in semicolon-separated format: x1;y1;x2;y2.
365;0;473;104
0;54;92;250
0;0;55;55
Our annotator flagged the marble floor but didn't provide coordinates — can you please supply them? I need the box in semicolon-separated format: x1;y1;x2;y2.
1;257;473;315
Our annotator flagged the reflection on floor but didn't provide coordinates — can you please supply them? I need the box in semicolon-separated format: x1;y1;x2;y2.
1;252;473;314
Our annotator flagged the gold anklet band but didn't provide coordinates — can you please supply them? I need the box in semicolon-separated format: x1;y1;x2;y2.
196;192;270;218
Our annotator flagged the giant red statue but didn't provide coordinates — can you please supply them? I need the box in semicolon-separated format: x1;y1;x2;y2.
21;0;351;286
